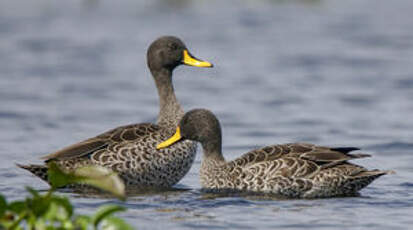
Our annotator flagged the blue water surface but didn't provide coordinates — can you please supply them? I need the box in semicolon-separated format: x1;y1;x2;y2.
1;0;413;229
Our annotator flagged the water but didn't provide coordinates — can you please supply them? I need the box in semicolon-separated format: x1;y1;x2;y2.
1;0;413;229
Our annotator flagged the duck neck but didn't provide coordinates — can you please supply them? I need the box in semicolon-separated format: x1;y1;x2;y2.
152;69;183;130
202;139;225;164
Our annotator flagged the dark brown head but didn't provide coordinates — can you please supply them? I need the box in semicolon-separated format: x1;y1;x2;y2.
157;109;222;154
147;36;213;73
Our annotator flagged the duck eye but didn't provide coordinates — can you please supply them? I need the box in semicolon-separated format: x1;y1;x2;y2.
167;43;178;51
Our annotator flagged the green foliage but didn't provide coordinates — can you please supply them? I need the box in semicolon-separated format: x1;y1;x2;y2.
0;164;134;230
48;162;126;200
92;205;126;227
101;216;135;230
0;195;6;217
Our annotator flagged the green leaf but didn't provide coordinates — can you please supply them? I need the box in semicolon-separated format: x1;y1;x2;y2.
47;162;75;189
74;215;91;230
0;194;7;217
28;193;52;217
50;196;73;218
0;221;16;230
47;163;126;200
101;216;134;230
92;205;126;227
33;218;46;230
8;201;26;214
74;166;126;200
62;219;74;229
26;187;40;198
43;202;59;220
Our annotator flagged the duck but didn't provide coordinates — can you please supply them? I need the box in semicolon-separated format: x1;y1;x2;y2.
157;109;392;198
18;36;213;189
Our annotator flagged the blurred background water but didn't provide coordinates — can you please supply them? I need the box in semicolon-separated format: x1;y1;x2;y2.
1;0;413;229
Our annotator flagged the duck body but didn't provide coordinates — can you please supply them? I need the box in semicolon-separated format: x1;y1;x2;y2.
157;109;391;198
18;36;213;189
20;123;196;188
199;143;387;198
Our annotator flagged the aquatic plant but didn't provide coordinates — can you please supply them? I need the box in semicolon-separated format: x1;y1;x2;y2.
0;163;133;230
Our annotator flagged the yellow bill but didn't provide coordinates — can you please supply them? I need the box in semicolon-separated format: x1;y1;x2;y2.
157;126;182;149
182;50;213;68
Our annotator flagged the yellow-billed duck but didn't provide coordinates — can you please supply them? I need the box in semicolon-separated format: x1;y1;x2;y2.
157;109;392;198
18;36;213;189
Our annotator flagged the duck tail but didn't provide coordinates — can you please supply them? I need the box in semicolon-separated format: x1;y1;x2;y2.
349;153;372;159
16;163;49;182
330;147;372;159
348;169;394;191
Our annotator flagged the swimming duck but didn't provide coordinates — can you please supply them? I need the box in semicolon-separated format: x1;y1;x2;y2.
157;109;392;198
18;36;213;188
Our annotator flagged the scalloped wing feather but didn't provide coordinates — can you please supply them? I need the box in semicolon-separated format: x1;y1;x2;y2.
41;123;160;161
233;142;369;168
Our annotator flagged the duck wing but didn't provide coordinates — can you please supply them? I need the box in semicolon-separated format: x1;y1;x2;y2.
42;123;160;162
231;143;370;167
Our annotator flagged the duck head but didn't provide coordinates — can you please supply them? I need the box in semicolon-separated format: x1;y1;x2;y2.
157;109;222;154
147;36;213;73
